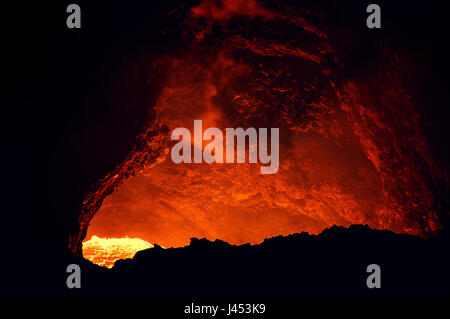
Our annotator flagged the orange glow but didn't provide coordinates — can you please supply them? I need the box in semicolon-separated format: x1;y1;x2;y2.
82;236;153;268
73;0;442;267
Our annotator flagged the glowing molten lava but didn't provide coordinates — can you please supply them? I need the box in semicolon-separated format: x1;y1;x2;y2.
72;0;444;267
83;236;153;268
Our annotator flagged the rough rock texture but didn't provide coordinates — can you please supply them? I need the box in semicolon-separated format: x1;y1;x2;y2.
72;0;447;257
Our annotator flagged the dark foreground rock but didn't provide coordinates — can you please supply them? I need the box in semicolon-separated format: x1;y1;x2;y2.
5;225;448;298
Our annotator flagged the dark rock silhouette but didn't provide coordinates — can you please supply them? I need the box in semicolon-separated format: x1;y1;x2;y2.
55;225;450;298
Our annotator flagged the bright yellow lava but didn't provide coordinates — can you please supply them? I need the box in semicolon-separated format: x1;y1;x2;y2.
82;236;153;268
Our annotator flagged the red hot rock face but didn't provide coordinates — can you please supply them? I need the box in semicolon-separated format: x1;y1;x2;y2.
74;0;443;268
